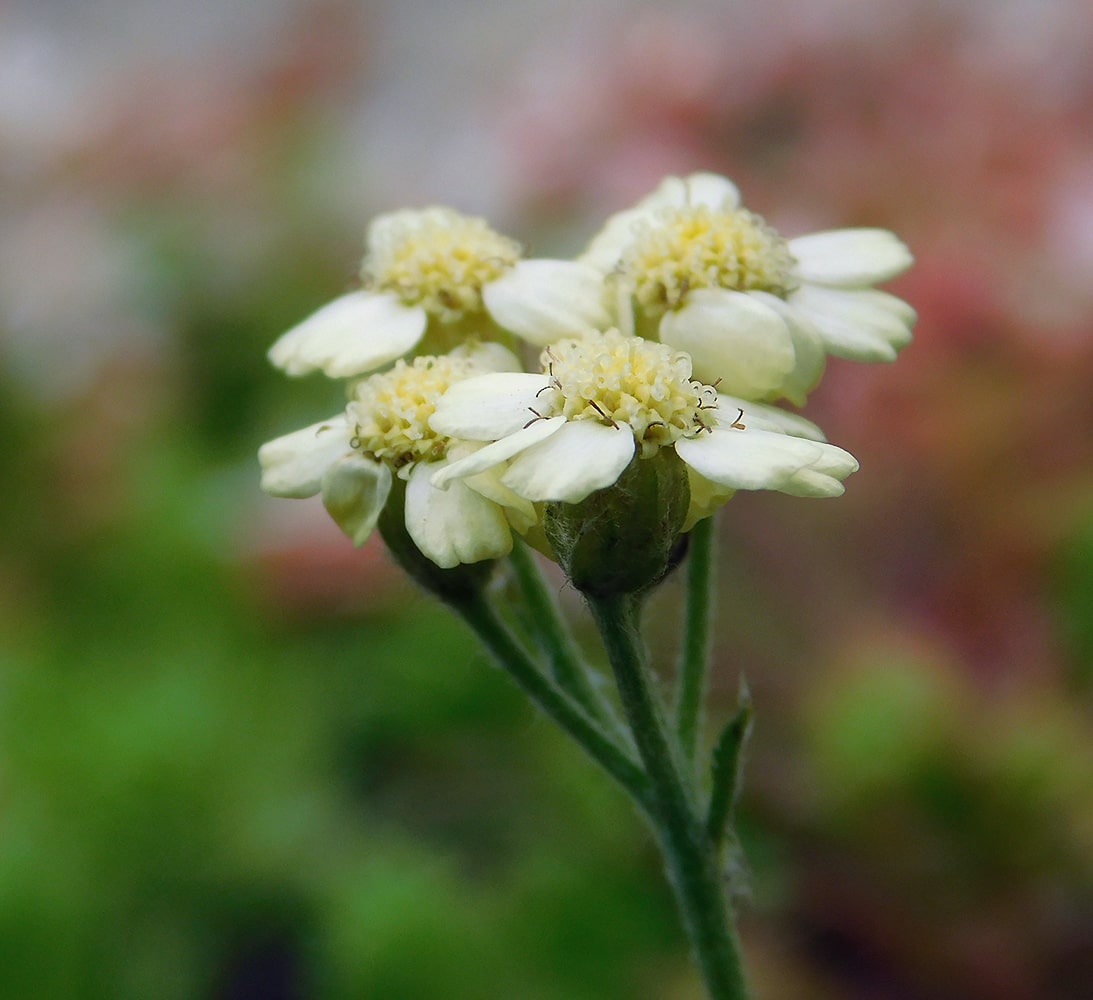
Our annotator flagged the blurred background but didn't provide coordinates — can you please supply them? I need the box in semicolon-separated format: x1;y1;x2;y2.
1;0;1091;997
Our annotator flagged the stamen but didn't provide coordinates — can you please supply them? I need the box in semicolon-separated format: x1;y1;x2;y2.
534;329;719;458
349;354;482;468
362;207;521;321
618;204;796;317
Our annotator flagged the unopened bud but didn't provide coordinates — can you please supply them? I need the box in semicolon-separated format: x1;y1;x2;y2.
544;448;690;598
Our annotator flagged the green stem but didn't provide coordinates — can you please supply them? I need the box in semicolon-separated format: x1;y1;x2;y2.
588;594;749;1000
676;515;717;763
506;539;619;731
454;592;653;812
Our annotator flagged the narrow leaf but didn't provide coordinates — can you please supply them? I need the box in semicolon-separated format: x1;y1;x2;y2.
706;679;754;850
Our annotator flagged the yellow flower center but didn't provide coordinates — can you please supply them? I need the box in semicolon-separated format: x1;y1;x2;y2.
536;329;719;458
349;354;479;468
362;207;521;321
619;204;795;316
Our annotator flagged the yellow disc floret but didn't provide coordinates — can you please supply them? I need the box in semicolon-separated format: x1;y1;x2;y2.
349;354;480;469
538;329;719;458
620;204;796;316
362;207;521;321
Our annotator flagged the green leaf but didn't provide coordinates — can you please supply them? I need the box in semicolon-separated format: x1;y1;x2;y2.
706;681;753;851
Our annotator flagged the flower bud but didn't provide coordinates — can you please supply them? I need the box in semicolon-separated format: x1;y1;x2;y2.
544;448;690;598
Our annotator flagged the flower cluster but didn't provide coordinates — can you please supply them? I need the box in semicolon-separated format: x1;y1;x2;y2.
260;174;913;582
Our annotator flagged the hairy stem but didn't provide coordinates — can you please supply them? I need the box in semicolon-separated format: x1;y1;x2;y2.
506;539;620;732
454;592;653;812
588;594;749;1000
676;515;717;763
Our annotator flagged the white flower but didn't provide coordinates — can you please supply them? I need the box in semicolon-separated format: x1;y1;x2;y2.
429;329;858;529
581;172;915;404
268;207;610;379
258;346;536;568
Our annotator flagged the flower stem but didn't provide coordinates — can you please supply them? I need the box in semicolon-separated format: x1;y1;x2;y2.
588;593;749;1000
676;515;717;763
454;591;654;811
506;539;620;732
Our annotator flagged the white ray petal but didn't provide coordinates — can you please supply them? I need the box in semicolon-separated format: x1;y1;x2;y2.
659;288;796;399
807;441;860;478
788;229;913;287
258;416;351;498
483;259;610;345
788;285;915;361
430;372;554;440
579;207;653;272
779;468;847;497
431;417;566;489
405;462;512;568
268;291;426;378
748;290;827;406
460;468;539;535
502;420;636;503
448;341;524;373
675;427;824;491
678;172;742;210
320;453;392;546
715;394;827;441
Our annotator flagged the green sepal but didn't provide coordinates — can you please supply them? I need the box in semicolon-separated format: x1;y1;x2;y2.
543;448;690;598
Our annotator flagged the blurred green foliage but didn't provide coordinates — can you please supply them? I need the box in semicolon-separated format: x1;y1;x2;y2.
0;399;682;998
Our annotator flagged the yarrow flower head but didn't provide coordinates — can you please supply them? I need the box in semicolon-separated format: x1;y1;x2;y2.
429;328;859;532
259;344;535;569
581;172;915;404
268;207;609;380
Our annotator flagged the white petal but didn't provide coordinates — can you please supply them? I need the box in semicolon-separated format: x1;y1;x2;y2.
637;174;691;210
748;290;826;406
715;394;826;441
760;441;858;497
431;417;566;489
582;179;692;268
676;172;741;210
448;341;524;373
267;291;426;378
675;428;823;491
502;421;635;503
579;207;652;272
637;172;738;211
788;285;915;362
483;259;611;345
861;288;917;326
808;441;860;478
779;469;845;497
430;372;553;440
788;229;913;287
659;288;796;399
780;466;851;497
460;468;539;534
404;462;512;568
625;172;742;214
320;453;392;545
258;416;351;498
